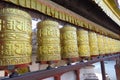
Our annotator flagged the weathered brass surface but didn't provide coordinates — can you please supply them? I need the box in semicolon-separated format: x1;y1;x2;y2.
89;31;99;56
16;67;29;74
77;29;90;57
116;40;120;52
103;36;109;54
112;39;120;53
109;38;114;53
0;8;32;66
97;34;104;55
111;38;116;53
61;25;79;58
37;20;61;61
107;37;112;54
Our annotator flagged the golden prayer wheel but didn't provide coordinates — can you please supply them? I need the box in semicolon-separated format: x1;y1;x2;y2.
97;34;104;55
118;40;120;53
103;36;109;55
117;40;120;53
111;39;115;53
114;40;119;53
115;40;117;52
116;40;119;53
113;39;116;53
117;40;119;53
77;29;90;58
114;40;117;53
0;8;32;66
107;37;111;54
37;20;61;62
110;38;113;53
107;37;112;54
89;31;99;57
60;25;79;59
115;40;118;53
114;40;116;53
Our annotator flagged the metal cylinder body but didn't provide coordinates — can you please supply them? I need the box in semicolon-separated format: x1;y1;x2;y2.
107;37;111;54
111;39;116;53
0;8;32;66
97;34;104;55
110;38;114;53
89;31;99;56
103;36;109;55
61;25;78;59
37;20;61;61
77;29;90;57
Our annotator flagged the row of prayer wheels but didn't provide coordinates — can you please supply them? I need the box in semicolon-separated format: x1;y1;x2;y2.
0;8;120;67
37;20;120;62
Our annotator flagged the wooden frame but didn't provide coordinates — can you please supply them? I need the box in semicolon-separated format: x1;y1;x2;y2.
2;53;119;80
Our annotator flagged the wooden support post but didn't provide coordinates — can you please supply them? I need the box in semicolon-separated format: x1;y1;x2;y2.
115;64;120;80
100;61;106;80
115;57;120;80
54;74;61;80
4;70;9;76
75;69;80;80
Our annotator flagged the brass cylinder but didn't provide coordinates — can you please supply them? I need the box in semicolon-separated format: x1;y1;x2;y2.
37;20;61;61
114;39;118;53
110;39;113;53
97;34;104;55
89;31;99;56
77;29;90;57
117;40;120;53
0;8;32;66
116;40;120;53
107;37;111;54
111;39;115;53
103;36;109;54
61;25;79;59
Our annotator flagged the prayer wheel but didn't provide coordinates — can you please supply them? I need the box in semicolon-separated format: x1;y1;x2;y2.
97;34;104;55
107;37;110;54
114;39;117;53
117;40;120;52
77;29;90;58
107;37;112;54
115;40;118;53
60;25;79;59
0;8;32;66
89;31;99;57
111;39;116;53
110;38;114;53
117;40;120;53
103;36;109;55
37;20;61;62
115;40;117;52
114;39;119;53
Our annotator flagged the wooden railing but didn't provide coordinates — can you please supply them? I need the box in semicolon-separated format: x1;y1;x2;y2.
2;53;120;80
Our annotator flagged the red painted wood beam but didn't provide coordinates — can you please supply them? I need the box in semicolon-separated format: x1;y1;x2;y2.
54;74;61;80
75;69;80;80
